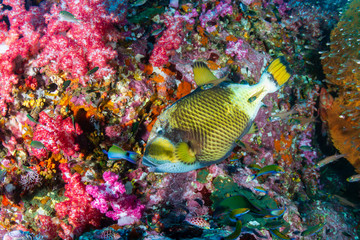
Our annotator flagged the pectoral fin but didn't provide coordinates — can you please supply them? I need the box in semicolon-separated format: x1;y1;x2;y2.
175;142;196;164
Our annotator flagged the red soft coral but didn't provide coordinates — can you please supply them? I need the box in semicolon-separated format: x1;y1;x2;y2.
54;163;101;239
31;112;82;158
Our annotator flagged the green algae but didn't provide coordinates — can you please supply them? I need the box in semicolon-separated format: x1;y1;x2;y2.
196;169;209;184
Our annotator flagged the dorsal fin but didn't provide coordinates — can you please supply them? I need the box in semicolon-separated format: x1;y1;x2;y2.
193;61;218;86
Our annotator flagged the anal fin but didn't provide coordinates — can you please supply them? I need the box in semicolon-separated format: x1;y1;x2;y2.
248;122;259;134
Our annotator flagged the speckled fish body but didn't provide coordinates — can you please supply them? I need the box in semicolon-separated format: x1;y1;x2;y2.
185;217;210;229
143;57;291;173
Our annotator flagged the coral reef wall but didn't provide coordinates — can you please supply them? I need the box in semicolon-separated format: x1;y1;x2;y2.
0;0;359;239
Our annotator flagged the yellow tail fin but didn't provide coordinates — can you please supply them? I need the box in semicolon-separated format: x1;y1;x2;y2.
267;56;291;86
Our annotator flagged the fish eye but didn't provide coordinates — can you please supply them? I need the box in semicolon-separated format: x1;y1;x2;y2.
157;127;164;135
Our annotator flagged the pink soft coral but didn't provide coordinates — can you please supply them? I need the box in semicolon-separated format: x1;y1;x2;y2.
225;39;248;61
149;9;198;67
86;171;145;226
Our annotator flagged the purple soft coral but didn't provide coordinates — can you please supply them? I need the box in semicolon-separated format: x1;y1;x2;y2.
86;171;145;226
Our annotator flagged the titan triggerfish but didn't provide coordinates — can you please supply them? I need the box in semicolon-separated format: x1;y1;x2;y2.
143;57;292;173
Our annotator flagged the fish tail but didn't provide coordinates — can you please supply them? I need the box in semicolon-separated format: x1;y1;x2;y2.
260;56;292;93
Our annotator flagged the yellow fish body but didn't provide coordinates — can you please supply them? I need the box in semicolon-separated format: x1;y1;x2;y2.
143;57;291;173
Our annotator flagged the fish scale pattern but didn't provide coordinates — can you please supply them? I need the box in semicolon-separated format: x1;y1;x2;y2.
170;86;250;163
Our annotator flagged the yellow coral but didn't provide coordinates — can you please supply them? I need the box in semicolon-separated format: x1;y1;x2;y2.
22;98;45;108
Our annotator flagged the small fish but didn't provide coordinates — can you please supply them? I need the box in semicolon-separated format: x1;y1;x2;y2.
31;140;46;149
300;145;313;151
63;80;71;91
264;220;287;229
87;67;99;75
27;114;39;124
346;174;360;182
314;154;346;168
248;163;262;171
185;217;210;229
46;83;58;92
333;195;358;208
70;115;77;134
143;57;292;173
269;206;286;217
269;229;294;240
224;220;242;240
229;208;250;222
254;186;268;195
251;164;285;180
94;228;121;240
301;221;326;236
22;165;35;172
130;0;147;7
290;116;317;126
304;45;316;50
103;145;138;164
270;109;297;120
235;139;257;154
151;27;165;36
342;231;352;237
59;11;80;23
